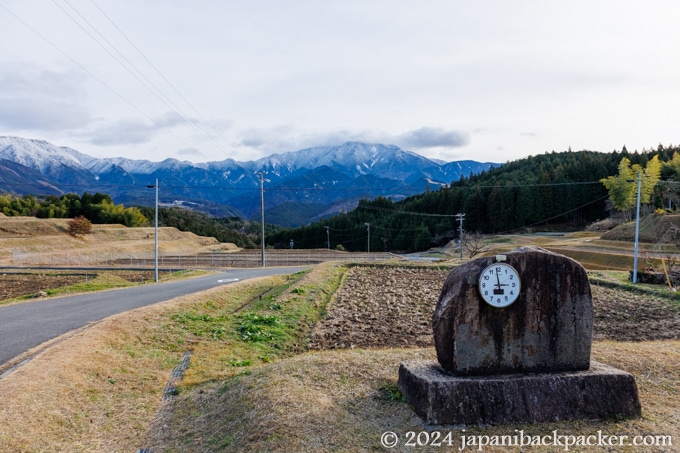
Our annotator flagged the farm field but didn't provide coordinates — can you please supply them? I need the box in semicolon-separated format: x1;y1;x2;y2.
0;270;155;302
0;263;678;452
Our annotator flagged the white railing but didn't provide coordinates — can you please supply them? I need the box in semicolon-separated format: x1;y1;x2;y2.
11;249;398;268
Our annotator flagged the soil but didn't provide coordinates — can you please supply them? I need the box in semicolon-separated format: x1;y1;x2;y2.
0;271;155;300
308;266;680;349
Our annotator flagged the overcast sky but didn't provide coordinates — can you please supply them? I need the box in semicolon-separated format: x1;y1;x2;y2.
1;1;679;164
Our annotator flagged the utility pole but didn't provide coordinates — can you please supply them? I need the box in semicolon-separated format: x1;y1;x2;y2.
632;172;642;283
154;178;158;282
146;179;159;282
364;222;371;253
259;171;266;268
325;226;330;249
455;213;465;259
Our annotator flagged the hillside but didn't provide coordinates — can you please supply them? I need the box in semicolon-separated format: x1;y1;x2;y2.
0;214;237;266
268;146;680;252
601;213;680;244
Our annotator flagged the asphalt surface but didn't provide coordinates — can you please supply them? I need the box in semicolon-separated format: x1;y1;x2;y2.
0;267;307;371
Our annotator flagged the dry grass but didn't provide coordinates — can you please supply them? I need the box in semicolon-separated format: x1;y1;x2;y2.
0;275;285;452
147;342;680;453
0;216;238;266
1;227;679;453
0;262;344;452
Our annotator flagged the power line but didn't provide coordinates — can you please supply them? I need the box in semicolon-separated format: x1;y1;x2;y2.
498;193;611;235
0;177;660;235
50;0;227;152
0;1;196;150
87;0;228;147
452;181;604;190
1;0;228;156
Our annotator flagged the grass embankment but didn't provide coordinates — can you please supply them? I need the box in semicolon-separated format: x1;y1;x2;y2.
0;262;346;452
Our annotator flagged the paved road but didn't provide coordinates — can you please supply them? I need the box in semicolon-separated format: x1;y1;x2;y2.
0;267;307;371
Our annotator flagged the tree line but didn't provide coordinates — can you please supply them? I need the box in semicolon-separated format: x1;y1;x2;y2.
267;146;680;252
0;192;147;227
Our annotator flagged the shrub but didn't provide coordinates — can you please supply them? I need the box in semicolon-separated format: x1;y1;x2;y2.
68;216;93;236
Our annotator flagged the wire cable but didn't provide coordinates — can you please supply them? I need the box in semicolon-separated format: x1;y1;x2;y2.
88;0;228;148
51;0;221;149
0;1;196;150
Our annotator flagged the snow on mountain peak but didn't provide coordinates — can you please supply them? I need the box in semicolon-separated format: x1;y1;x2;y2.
0;136;86;173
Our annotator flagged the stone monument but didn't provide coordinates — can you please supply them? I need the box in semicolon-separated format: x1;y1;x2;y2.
398;246;641;425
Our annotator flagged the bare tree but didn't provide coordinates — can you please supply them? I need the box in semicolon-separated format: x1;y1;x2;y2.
463;231;492;258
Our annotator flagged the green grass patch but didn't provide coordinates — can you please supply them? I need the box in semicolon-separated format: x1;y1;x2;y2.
589;270;680;303
171;312;229;340
169;263;348;388
238;312;281;342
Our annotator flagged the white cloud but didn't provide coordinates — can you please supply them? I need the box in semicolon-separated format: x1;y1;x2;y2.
177;147;203;157
0;65;92;131
86;112;186;146
1;1;680;164
395;128;470;149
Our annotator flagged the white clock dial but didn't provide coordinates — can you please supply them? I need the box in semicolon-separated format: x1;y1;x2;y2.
478;262;521;307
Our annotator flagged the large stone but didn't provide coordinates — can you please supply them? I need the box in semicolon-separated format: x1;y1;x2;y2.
398;360;641;425
432;247;593;375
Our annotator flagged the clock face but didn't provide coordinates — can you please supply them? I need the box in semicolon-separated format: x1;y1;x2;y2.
478;262;521;307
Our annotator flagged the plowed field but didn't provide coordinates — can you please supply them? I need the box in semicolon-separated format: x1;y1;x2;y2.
0;271;155;301
309;266;680;349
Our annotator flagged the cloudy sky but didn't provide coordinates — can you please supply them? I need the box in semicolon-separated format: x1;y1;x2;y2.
1;1;679;164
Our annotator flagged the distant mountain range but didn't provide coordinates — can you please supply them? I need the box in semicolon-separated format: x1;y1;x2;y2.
0;136;498;226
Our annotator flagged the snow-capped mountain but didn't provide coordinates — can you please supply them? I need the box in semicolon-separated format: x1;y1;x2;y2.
0;136;498;226
247;142;440;179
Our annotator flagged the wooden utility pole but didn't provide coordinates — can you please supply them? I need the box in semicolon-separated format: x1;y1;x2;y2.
455;213;465;259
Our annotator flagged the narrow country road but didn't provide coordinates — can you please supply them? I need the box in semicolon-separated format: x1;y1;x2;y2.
0;267;307;372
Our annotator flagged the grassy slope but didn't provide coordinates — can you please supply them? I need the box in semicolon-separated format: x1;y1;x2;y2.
0;215;237;266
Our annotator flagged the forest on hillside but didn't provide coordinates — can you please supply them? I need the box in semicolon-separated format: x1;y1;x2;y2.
267;146;680;252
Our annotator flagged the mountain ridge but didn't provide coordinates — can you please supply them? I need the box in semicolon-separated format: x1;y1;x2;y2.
0;136;498;226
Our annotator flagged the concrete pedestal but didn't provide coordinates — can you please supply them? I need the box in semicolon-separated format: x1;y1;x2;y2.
398;360;641;425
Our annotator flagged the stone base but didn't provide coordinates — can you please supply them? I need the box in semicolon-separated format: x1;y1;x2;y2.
398;360;641;425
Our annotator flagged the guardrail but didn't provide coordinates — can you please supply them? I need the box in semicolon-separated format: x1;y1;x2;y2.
11;249;398;268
